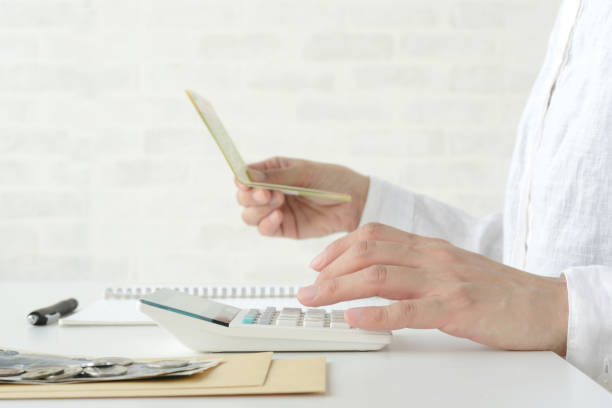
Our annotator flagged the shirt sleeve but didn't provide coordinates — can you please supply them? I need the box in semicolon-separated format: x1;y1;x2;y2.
562;265;612;382
359;176;503;262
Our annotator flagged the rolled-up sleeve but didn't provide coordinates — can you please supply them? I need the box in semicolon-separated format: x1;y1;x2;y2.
563;265;612;381
359;176;503;262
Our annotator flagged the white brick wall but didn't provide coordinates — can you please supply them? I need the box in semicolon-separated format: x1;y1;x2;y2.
0;0;561;283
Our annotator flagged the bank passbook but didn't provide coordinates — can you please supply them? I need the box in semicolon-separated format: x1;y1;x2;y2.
140;289;391;352
185;90;351;202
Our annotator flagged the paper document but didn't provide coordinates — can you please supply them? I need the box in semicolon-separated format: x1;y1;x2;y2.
186;90;351;202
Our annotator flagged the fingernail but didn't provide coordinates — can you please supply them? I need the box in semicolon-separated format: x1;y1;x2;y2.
309;253;324;269
254;189;269;204
298;285;318;302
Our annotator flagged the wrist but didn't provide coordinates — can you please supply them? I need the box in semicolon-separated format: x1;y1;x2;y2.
344;173;369;232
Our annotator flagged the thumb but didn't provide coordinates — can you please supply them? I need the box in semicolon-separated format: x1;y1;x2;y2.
247;165;306;187
247;168;267;182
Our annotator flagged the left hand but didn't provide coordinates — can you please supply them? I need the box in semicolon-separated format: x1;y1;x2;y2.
297;223;569;355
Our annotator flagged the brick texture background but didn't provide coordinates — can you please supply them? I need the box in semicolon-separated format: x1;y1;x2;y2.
0;0;561;284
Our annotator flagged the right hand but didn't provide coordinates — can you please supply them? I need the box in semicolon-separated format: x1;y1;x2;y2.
235;157;369;239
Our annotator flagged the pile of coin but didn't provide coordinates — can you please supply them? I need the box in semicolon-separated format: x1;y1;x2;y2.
0;349;221;385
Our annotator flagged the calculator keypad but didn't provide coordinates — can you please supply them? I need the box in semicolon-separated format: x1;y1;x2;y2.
240;309;260;325
330;310;351;329
239;307;353;329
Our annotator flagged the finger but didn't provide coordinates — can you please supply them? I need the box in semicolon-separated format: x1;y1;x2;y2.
253;188;272;204
314;240;423;284
234;177;251;192
310;223;423;271
247;157;310;187
248;156;293;172
247;168;267;183
237;188;282;206
345;297;446;331
258;209;283;237
241;195;285;225
298;265;430;307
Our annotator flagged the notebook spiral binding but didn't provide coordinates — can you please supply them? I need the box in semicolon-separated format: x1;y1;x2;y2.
104;285;300;300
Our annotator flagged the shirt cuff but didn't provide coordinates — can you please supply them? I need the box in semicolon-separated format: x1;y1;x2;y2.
359;176;416;232
562;265;612;380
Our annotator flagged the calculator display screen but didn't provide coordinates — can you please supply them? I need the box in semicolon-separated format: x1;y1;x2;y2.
140;289;240;327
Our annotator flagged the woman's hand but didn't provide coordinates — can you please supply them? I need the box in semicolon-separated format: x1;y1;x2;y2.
235;157;369;239
297;223;569;355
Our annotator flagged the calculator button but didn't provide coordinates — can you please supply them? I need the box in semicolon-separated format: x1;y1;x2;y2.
304;319;325;328
280;307;301;314
276;318;298;327
331;321;351;329
276;314;299;323
258;318;273;325
279;313;300;319
241;316;256;324
305;309;325;316
257;307;276;325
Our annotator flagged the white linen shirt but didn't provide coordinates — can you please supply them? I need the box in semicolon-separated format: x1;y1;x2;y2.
360;0;612;381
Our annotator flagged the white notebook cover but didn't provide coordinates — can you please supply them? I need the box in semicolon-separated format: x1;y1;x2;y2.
59;285;390;327
60;299;153;326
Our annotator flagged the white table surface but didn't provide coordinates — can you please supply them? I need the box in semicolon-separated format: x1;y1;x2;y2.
0;282;610;407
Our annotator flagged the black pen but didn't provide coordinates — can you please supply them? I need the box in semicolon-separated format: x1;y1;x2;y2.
27;298;78;326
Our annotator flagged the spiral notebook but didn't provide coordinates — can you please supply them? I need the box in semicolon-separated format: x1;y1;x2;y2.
59;284;390;326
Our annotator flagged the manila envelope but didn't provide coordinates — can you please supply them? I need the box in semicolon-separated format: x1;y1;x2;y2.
0;352;326;399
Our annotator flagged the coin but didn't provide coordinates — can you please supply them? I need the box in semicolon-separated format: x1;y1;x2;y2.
83;357;134;367
45;366;83;381
83;365;128;378
161;360;222;377
21;366;65;380
146;360;189;369
0;367;25;377
97;357;133;366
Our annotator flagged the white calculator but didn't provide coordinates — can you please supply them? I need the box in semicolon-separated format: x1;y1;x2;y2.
140;289;392;352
